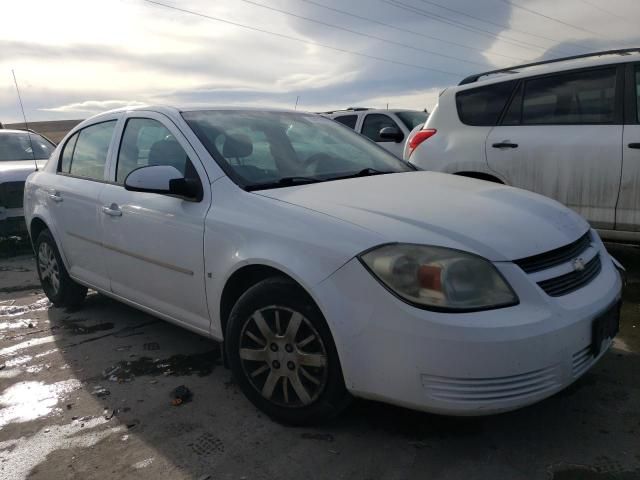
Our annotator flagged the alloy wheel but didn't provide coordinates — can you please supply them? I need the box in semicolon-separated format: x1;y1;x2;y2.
239;306;328;408
38;242;60;295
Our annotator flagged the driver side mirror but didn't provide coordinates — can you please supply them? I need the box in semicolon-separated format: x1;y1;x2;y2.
379;126;404;143
124;165;202;201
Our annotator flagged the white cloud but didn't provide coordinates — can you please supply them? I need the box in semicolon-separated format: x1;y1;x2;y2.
40;100;147;113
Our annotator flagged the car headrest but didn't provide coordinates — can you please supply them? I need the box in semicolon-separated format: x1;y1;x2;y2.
148;140;187;169
223;133;253;158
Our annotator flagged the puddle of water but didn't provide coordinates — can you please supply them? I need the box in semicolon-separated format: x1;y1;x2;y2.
0;298;51;318
0;336;56;357
0;379;82;428
0;416;124;480
102;349;220;382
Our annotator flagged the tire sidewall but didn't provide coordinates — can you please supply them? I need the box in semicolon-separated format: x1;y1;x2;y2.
225;277;348;425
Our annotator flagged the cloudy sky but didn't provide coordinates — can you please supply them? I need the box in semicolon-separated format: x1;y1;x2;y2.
1;0;638;122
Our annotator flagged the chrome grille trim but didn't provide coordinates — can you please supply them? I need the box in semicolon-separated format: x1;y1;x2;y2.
514;232;592;274
537;254;601;297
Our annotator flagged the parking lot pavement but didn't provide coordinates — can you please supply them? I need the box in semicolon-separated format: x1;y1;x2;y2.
0;248;638;480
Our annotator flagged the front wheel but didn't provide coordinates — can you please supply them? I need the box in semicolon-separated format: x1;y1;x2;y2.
225;277;350;425
35;229;87;308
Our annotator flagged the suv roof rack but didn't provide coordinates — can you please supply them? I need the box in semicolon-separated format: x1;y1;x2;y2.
458;47;640;85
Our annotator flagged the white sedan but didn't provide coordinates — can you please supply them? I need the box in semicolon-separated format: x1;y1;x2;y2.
24;106;623;424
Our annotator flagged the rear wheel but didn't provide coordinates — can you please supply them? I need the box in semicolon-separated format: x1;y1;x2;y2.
35;229;87;308
225;277;350;425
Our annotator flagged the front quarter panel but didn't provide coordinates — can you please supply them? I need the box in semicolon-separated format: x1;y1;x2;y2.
204;177;383;339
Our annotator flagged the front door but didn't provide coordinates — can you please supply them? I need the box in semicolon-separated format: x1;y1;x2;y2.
99;113;211;333
486;66;624;229
360;113;405;158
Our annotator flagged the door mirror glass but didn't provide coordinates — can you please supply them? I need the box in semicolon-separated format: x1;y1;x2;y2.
379;126;404;143
124;165;201;200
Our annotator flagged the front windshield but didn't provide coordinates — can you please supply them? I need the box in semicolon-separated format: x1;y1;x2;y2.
395;111;429;130
182;110;412;190
0;132;55;161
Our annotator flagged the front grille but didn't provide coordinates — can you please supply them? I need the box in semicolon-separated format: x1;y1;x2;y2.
421;365;561;403
0;181;26;209
514;231;592;273
537;254;601;297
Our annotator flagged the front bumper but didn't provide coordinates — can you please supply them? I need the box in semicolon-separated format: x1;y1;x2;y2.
314;243;622;416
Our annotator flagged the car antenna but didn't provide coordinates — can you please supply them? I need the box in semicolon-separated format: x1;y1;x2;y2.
294;95;300;111
11;69;38;172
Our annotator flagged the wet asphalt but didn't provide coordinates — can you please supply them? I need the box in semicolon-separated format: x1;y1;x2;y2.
0;244;639;480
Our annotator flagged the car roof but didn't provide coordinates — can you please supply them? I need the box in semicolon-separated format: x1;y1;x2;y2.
0;129;36;135
456;48;640;91
324;108;424;115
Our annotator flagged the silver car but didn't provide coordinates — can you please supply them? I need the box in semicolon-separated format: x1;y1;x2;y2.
0;129;55;235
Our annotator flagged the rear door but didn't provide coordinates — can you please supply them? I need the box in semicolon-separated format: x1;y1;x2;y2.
617;63;640;231
47;117;120;290
486;66;624;229
98;112;211;333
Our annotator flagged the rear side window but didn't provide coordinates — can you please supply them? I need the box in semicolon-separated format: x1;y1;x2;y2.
456;81;516;126
522;68;617;125
59;134;78;173
333;115;357;129
361;114;401;142
117;118;196;184
62;121;116;180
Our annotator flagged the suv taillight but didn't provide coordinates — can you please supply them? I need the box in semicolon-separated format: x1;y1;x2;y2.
407;129;436;157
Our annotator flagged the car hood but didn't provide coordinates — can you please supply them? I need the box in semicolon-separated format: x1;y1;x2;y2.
0;160;47;182
255;171;590;262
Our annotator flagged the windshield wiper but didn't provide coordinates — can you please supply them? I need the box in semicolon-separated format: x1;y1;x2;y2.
245;176;323;191
329;168;394;181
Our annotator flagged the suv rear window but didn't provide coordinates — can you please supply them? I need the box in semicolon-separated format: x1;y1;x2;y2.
456;81;516;126
521;68;617;125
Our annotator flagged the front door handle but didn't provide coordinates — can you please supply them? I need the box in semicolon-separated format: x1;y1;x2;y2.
628;143;640;149
102;203;122;217
48;191;63;203
492;142;518;149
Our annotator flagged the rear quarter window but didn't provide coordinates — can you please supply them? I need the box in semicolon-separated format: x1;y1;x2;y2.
456;81;516;126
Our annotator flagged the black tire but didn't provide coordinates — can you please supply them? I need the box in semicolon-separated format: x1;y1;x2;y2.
35;229;87;308
225;277;350;425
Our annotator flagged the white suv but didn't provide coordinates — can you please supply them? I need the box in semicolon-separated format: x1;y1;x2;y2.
406;48;640;243
324;108;428;158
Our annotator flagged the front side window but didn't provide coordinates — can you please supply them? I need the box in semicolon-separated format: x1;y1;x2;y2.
0;132;55;161
182;110;412;190
361;114;401;142
66;121;116;180
522;68;617;125
456;81;516;126
333;115;357;129
116;118;194;183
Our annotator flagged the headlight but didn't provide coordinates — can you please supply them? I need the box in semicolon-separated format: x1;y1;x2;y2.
359;244;518;311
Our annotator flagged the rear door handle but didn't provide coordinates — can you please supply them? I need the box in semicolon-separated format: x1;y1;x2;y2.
102;203;122;217
628;143;640;149
492;142;518;149
48;191;63;203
